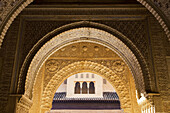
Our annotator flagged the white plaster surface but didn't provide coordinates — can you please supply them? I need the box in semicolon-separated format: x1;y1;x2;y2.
103;79;116;92
66;72;103;98
56;82;67;92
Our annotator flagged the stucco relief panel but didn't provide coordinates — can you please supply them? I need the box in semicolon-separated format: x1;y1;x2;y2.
43;42;129;90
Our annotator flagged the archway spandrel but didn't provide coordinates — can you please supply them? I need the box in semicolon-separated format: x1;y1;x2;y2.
43;60;130;92
42;42;130;91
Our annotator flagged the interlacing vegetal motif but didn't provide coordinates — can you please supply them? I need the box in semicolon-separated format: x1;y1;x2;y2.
43;59;127;89
151;0;170;19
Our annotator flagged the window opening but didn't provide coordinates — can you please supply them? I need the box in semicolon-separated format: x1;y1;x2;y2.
86;74;89;78
92;74;94;78
82;82;88;94
75;74;78;78
75;82;80;94
89;82;95;94
81;74;83;78
64;79;67;84
103;79;106;84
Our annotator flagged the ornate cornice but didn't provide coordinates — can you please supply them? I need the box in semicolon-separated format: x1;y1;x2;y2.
0;0;169;48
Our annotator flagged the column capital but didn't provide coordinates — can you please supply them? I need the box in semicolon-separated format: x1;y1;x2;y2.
16;95;33;113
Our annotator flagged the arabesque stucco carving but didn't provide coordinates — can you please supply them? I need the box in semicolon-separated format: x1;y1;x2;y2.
23;28;145;100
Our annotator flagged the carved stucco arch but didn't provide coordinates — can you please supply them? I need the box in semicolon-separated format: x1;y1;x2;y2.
24;27;145;100
17;21;150;94
41;61;132;112
0;0;170;49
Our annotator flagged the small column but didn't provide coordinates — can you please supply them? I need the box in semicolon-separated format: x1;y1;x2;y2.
142;108;144;113
151;106;153;113
149;106;151;113
87;82;90;94
80;82;82;94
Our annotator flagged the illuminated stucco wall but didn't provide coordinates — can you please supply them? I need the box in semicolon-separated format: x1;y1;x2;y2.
56;72;115;95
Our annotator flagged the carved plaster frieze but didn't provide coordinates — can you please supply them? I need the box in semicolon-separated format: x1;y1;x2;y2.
43;59;128;90
137;0;170;39
151;0;170;19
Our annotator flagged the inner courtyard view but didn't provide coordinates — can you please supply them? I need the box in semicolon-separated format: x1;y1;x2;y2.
50;72;122;113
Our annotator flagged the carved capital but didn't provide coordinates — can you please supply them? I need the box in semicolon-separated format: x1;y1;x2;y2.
16;95;33;113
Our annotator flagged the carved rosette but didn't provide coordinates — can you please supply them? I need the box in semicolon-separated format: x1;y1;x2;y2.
112;60;126;74
45;59;59;72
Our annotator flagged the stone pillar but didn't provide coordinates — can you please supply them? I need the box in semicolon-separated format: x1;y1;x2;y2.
80;82;82;94
16;95;32;113
87;82;90;94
